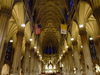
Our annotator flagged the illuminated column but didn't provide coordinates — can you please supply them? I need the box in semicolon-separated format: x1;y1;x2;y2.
30;49;35;75
0;10;11;60
0;42;7;74
24;42;30;75
80;51;86;75
79;31;95;75
13;31;24;75
72;41;81;75
65;53;70;75
68;48;74;75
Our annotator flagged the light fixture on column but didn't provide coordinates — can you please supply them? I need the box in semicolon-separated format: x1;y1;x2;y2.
79;24;84;28
66;46;69;48
39;55;41;56
71;38;74;41
37;51;39;53
63;51;65;53
34;46;37;49
21;24;25;27
81;46;83;48
61;54;63;56
90;37;93;40
10;40;13;43
29;55;31;57
29;38;33;41
72;54;73;56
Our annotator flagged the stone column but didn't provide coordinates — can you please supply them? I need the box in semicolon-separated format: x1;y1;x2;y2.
94;40;100;63
80;31;95;75
68;48;74;75
72;41;81;75
0;42;7;74
23;42;30;75
80;51;86;75
65;53;70;75
0;10;11;60
13;31;24;75
30;49;35;75
33;54;36;75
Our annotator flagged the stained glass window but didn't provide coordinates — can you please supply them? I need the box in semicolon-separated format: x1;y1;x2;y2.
49;47;52;54
28;0;32;10
5;40;12;61
70;0;74;10
53;47;55;54
89;39;97;59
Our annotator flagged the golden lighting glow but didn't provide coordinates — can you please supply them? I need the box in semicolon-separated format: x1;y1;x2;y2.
21;24;25;27
34;47;37;49
79;24;84;28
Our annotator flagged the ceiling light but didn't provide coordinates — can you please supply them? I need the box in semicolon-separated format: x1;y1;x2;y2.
29;39;33;41
34;47;37;49
61;55;63;56
79;24;84;28
37;51;39;53
10;40;13;43
90;37;93;40
63;51;65;53
39;55;41;56
21;24;25;27
81;46;83;48
66;46;68;48
71;38;74;41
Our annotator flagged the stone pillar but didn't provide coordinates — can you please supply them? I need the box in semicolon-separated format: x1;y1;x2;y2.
94;40;100;63
80;31;95;75
0;42;7;74
0;10;11;60
68;48;74;75
72;41;81;75
80;51;86;75
23;42;30;75
30;49;34;75
33;54;36;75
65;53;70;75
13;31;24;75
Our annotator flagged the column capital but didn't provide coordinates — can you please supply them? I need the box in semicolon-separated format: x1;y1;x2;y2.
17;30;24;37
25;42;31;47
72;41;77;45
68;48;72;52
0;9;12;19
79;30;87;36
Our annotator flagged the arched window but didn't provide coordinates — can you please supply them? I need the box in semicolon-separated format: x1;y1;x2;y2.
70;0;74;10
5;39;12;61
89;37;97;59
49;47;52;54
53;47;55;54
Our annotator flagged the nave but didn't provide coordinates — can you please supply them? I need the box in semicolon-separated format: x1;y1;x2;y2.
0;0;100;75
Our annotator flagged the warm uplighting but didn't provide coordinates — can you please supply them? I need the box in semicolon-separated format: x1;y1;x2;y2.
39;55;41;56
90;37;93;40
29;55;31;57
71;38;74;41
81;46;83;48
66;46;69;48
37;51;39;53
61;54;63;56
29;38;33;41
21;24;25;27
63;51;65;53
10;40;13;43
72;54;73;56
34;46;37;49
79;24;84;28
